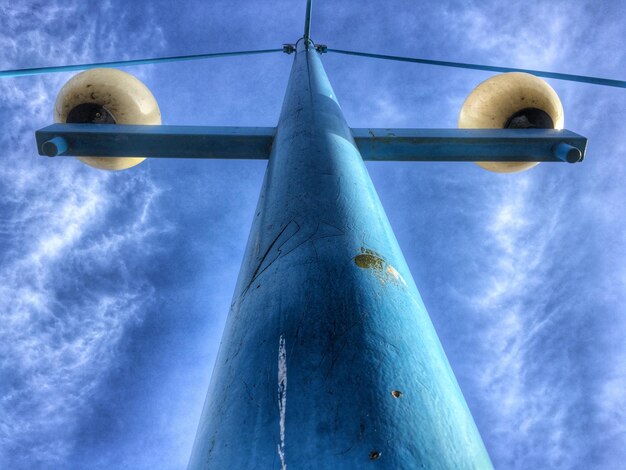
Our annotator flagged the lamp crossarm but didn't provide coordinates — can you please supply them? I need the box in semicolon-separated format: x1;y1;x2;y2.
35;124;587;163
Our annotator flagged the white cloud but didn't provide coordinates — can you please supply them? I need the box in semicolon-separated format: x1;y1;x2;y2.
457;3;576;69
466;172;581;468
0;2;168;467
0;159;164;466
371;91;410;125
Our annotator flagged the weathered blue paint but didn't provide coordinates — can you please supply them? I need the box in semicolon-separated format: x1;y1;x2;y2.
35;123;587;162
187;40;493;469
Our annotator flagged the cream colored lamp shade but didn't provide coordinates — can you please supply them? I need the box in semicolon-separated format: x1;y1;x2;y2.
458;72;564;174
54;68;161;170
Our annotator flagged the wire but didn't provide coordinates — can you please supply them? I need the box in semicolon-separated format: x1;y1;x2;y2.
0;49;283;79
328;48;626;89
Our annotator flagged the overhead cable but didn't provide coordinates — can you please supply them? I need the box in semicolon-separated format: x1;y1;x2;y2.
328;48;626;89
0;49;283;78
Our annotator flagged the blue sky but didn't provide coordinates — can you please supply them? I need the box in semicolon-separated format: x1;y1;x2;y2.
1;0;625;468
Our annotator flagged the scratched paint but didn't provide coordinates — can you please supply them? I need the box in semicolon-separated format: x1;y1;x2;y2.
277;335;287;470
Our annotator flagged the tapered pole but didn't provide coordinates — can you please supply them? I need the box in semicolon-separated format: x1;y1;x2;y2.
188;39;492;469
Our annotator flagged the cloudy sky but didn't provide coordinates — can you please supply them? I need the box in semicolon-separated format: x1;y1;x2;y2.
1;0;625;468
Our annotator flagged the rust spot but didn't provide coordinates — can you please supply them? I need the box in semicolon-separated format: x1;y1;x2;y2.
391;390;402;398
369;450;381;460
355;251;384;270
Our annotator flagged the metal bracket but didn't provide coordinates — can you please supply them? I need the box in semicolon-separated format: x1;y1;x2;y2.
315;44;327;54
282;44;296;54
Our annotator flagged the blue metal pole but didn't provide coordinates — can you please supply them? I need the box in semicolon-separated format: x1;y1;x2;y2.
187;39;493;469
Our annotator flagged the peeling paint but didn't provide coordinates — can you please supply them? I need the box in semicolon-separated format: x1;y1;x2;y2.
386;265;407;286
277;335;287;470
354;248;407;287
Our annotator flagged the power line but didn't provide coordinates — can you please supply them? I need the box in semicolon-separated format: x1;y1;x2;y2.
0;49;283;79
3;43;623;90
328;48;626;89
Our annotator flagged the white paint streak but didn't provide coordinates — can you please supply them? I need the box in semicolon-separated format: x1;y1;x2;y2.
277;334;287;470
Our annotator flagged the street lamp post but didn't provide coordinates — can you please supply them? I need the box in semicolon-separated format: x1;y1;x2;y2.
25;2;609;468
187;38;492;469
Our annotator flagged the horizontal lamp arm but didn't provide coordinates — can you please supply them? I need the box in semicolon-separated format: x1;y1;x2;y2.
36;124;276;160
36;124;587;163
352;128;587;163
